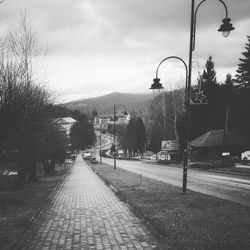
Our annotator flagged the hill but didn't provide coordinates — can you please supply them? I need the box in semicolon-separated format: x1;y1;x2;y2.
62;92;153;115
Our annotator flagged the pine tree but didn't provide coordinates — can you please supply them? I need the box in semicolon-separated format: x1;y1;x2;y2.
235;35;250;88
201;56;219;107
189;56;227;135
202;56;217;83
201;56;217;96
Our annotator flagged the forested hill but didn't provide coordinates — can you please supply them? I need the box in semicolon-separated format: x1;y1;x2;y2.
62;92;153;114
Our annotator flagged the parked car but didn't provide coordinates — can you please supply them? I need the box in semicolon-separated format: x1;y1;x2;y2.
82;151;93;160
150;154;157;160
241;150;250;164
156;151;171;163
90;157;98;164
219;152;232;164
66;151;76;160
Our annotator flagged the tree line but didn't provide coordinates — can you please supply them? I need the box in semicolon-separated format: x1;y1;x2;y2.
118;116;146;156
147;35;250;154
0;14;95;189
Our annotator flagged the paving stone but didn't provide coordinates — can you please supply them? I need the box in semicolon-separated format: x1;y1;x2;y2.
12;155;156;249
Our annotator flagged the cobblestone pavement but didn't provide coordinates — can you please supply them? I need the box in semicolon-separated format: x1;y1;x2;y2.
13;155;157;250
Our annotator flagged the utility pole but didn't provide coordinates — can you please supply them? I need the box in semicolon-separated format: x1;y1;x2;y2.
113;104;116;170
99;124;102;164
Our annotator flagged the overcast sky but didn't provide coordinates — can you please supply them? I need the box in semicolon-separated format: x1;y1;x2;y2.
1;0;249;102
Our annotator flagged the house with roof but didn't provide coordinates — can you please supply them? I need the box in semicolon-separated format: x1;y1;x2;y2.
52;117;78;147
189;129;248;161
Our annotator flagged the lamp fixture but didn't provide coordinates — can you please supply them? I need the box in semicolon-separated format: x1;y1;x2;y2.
218;18;235;37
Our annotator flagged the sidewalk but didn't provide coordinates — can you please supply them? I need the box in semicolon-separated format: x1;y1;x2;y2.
12;155;156;250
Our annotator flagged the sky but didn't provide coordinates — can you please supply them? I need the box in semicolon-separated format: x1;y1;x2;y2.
0;0;249;102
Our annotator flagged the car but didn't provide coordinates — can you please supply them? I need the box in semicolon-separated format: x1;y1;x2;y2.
90;158;98;164
82;151;93;160
220;152;232;163
150;154;157;160
66;151;76;160
241;150;250;164
156;151;171;163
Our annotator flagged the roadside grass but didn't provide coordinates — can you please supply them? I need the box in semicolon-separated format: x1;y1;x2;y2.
92;163;250;250
0;162;69;250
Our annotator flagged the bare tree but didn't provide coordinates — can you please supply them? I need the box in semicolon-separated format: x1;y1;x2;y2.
7;11;43;85
0;12;56;188
149;84;185;152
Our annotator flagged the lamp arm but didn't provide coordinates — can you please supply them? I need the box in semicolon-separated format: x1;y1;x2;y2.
156;56;188;79
193;0;229;51
218;0;228;18
193;0;207;51
155;56;188;106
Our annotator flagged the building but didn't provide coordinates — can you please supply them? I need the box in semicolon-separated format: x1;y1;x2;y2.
52;117;78;147
95;114;130;133
190;129;248;162
94;116;111;127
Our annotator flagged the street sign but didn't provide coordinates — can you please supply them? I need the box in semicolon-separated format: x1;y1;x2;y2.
161;140;179;151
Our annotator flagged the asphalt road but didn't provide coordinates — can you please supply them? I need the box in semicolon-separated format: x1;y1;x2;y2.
101;157;250;207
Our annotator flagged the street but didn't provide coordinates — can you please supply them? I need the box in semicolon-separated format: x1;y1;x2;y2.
101;157;250;207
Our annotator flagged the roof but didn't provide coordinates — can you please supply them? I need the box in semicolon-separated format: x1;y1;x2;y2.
53;117;77;125
190;129;247;148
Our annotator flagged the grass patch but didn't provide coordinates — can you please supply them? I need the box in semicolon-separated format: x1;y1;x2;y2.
92;163;250;250
0;163;70;250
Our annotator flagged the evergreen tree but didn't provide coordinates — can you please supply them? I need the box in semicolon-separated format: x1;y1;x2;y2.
235;35;250;88
201;56;218;103
221;73;235;109
70;111;96;150
233;36;250;144
180;57;231;145
201;56;224;130
136;117;146;154
202;56;217;84
120;116;146;156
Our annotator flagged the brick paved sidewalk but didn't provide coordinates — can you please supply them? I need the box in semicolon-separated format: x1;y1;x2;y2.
12;155;157;250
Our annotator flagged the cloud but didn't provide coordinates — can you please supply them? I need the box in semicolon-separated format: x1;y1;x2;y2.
0;0;249;101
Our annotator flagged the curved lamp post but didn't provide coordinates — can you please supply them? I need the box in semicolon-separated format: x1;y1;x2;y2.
150;0;234;193
192;0;235;51
150;56;188;104
185;0;234;193
113;104;127;170
150;56;188;193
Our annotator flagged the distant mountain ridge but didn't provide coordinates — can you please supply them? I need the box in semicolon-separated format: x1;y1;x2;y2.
62;92;153;115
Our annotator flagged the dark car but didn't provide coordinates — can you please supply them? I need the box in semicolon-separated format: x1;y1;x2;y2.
90;157;98;164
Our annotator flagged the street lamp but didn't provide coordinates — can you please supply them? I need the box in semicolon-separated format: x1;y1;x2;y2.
150;0;234;193
150;56;188;140
113;104;127;170
99;123;102;164
192;0;235;51
185;0;234;193
149;56;188;193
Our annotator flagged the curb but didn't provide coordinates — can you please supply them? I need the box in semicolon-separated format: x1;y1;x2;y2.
206;169;250;177
143;159;250;177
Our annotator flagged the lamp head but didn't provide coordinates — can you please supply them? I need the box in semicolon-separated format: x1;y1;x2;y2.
218;18;235;37
149;78;164;95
